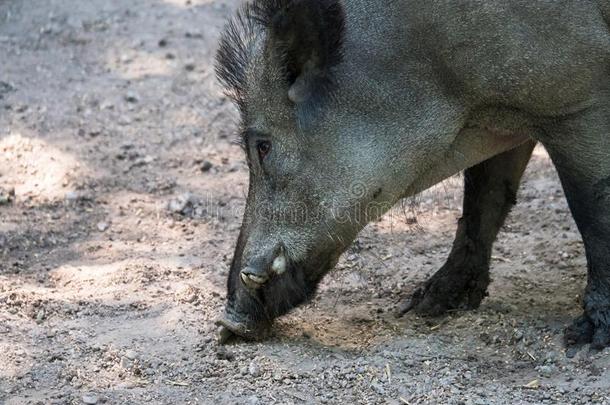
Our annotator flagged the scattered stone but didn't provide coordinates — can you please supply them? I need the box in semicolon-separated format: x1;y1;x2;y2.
36;308;46;323
538;365;553;378
65;191;80;202
158;38;168;47
128;155;155;170
124;92;139;103
215;346;235;361
100;101;115;110
82;394;98;404
371;382;385;395
184;62;196;72
513;330;524;341
0;187;15;205
79;127;102;137
120;53;132;64
0;81;14;99
120;356;132;369
64;190;93;203
167;193;198;215
246;396;260;405
248;361;262;377
118;115;132;126
185;30;203;39
124;350;137;360
96;222;109;232
116;143;139;161
184;292;198;303
200;160;213;172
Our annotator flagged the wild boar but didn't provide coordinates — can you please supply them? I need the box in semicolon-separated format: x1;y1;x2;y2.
215;0;610;351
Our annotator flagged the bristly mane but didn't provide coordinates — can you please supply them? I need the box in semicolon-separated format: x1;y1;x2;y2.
215;0;346;117
214;3;259;115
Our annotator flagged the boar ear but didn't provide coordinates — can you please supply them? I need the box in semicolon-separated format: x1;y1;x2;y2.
266;0;345;105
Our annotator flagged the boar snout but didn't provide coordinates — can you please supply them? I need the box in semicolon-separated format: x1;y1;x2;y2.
216;245;290;343
216;315;271;344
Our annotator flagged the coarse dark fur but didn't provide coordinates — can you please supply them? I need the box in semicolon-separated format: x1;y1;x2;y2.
215;4;258;114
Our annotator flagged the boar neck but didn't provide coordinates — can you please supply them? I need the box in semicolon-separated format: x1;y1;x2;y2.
403;129;530;197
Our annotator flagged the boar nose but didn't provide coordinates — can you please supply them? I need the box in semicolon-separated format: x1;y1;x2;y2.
240;248;287;289
240;266;269;289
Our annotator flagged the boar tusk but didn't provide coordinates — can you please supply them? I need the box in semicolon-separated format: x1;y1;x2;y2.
248;274;268;284
272;254;287;275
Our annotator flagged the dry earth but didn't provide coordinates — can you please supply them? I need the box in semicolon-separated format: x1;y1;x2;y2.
1;1;609;404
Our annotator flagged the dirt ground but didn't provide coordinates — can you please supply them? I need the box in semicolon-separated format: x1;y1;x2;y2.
1;1;609;404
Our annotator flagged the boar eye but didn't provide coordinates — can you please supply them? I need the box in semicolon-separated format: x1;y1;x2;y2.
256;140;272;162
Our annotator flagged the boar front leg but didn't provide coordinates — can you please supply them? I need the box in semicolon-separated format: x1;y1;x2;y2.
398;140;536;317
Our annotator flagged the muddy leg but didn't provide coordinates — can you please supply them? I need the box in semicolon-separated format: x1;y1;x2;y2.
398;140;536;316
542;108;610;353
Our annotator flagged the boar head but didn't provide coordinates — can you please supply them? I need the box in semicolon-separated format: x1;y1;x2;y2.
215;0;466;341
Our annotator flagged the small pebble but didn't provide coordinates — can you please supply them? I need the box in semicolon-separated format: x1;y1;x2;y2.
120;357;132;369
167;193;197;215
124;92;139;103
248;361;262;377
247;396;260;405
124;350;137;360
371;382;384;395
539;365;553;378
0;187;15;204
65;191;80;201
82;394;98;404
215;346;235;361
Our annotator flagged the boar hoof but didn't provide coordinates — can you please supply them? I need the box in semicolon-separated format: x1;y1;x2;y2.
395;264;489;318
564;313;610;356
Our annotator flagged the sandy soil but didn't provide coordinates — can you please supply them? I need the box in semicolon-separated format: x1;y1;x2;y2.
1;1;609;404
